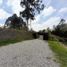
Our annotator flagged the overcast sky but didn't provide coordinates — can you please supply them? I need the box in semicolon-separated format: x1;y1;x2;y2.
0;0;67;31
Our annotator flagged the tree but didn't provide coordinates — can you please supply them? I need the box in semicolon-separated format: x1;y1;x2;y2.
55;19;65;32
4;14;26;29
20;0;44;28
59;19;65;25
52;19;67;37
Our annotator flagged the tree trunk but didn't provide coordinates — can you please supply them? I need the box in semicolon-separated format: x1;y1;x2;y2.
26;19;28;30
30;19;31;30
27;19;28;27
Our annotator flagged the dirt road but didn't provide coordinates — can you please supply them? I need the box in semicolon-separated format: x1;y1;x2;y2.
0;39;60;67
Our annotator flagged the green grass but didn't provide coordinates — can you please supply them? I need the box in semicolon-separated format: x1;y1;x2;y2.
48;40;67;67
0;37;33;47
0;39;18;46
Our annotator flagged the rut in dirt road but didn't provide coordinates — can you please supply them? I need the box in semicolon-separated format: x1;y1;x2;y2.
0;39;60;67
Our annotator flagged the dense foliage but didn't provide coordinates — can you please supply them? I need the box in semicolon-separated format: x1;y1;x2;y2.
52;19;67;38
4;14;26;29
20;0;44;27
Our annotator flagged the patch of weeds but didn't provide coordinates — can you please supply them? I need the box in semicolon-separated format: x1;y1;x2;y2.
48;41;67;67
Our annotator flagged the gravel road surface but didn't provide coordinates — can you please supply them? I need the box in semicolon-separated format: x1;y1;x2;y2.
0;39;60;67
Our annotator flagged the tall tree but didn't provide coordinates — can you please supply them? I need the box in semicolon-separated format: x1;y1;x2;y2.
52;19;66;37
59;19;65;25
4;14;26;29
20;0;44;28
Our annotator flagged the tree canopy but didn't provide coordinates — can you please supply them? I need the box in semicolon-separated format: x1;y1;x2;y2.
52;19;67;38
4;0;44;30
20;0;44;27
4;14;26;29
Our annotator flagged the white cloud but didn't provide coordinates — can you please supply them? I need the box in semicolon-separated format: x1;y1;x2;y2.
31;23;41;31
0;0;2;5
42;17;60;29
7;0;24;16
0;23;4;27
42;6;56;16
44;0;51;6
31;6;56;27
30;6;56;31
59;7;67;13
31;17;60;31
0;9;11;19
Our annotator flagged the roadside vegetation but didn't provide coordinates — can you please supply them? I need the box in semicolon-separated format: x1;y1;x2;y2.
0;0;44;47
52;19;67;45
0;28;34;47
40;19;67;67
48;40;67;67
48;20;67;67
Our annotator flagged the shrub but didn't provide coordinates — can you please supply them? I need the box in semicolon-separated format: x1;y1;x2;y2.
43;33;48;40
48;34;59;41
32;32;39;39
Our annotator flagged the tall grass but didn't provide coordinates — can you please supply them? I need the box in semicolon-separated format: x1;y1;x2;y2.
48;41;67;67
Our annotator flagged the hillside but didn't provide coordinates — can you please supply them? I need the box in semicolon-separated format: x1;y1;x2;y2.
0;28;33;46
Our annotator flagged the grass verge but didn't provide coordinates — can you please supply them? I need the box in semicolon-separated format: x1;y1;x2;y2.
0;37;33;47
48;40;67;67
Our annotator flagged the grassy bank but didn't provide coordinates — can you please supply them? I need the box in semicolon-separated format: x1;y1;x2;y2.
0;29;34;47
48;40;67;67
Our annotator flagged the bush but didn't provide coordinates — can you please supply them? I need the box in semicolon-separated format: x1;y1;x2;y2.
43;33;49;40
48;34;59;41
32;32;39;39
49;33;67;45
